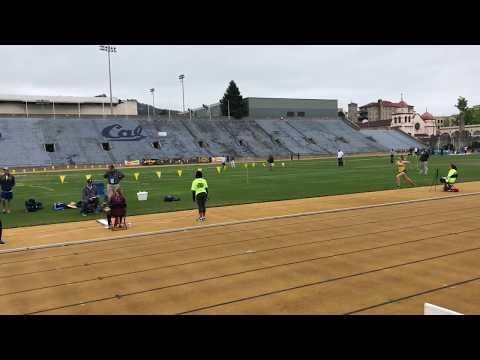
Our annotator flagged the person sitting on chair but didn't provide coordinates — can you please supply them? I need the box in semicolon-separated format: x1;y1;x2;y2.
81;178;99;216
110;188;127;230
440;164;458;192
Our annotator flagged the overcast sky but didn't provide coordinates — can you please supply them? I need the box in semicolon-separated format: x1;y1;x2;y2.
0;45;479;116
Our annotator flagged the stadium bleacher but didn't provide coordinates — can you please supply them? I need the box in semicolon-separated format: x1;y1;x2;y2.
359;128;425;151
0;116;425;167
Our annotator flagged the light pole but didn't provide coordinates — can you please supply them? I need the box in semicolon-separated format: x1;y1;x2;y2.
99;45;117;115
179;74;185;113
150;88;155;117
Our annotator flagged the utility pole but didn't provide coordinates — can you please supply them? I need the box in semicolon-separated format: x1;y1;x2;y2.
227;100;231;120
99;45;117;115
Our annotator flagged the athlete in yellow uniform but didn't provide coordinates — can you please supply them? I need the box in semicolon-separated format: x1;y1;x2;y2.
191;170;209;222
396;155;416;188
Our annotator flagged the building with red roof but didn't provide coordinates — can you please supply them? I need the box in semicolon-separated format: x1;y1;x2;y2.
356;96;441;137
359;97;414;122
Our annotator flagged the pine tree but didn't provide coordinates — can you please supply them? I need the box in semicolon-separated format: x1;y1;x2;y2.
219;80;248;119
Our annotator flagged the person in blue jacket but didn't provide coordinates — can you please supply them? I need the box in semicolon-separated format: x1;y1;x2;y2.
0;167;15;214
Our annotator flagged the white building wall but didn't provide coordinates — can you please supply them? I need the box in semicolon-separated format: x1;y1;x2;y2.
0;100;137;116
391;112;437;137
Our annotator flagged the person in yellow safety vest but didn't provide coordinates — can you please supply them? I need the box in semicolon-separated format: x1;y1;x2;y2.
191;170;209;222
440;164;458;192
395;155;416;188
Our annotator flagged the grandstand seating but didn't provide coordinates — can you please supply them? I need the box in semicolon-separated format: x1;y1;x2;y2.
0;116;425;167
359;128;425;151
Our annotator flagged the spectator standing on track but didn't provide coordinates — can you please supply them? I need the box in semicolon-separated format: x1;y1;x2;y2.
419;149;430;176
0;167;15;214
337;149;344;167
191;170;208;222
390;149;395;164
104;164;124;200
110;188;127;229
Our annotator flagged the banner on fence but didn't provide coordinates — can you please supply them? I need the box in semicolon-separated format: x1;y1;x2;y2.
124;160;141;166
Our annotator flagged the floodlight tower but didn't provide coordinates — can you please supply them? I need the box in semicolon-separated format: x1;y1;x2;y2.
99;45;117;115
150;88;155;116
178;74;185;113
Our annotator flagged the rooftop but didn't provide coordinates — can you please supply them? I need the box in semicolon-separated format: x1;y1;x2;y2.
360;99;413;109
0;95;120;104
359;119;392;128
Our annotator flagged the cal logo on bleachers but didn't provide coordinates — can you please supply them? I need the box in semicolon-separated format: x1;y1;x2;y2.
102;124;146;141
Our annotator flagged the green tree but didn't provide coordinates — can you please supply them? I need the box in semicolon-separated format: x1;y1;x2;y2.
456;96;468;126
465;106;480;125
219;81;248;119
455;97;469;150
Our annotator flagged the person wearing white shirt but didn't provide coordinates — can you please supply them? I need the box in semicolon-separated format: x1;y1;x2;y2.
337;150;344;167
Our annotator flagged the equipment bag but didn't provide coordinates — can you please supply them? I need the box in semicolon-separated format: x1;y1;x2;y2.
25;199;43;212
164;195;180;202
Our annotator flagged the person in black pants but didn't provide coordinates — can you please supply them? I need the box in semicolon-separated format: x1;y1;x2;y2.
419;149;430;175
191;170;209;222
337;149;344;167
0;167;15;214
267;155;274;170
0;218;4;244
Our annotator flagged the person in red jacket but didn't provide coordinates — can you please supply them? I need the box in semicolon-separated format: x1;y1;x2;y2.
109;188;127;230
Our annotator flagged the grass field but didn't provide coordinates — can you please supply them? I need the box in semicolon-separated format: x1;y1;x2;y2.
1;154;479;229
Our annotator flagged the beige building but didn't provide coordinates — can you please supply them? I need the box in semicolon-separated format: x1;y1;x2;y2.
347;102;358;122
0;95;138;117
435;115;455;127
360;98;415;122
358;97;447;138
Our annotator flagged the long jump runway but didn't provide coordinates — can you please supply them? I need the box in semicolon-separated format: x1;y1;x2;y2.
1;189;480;314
